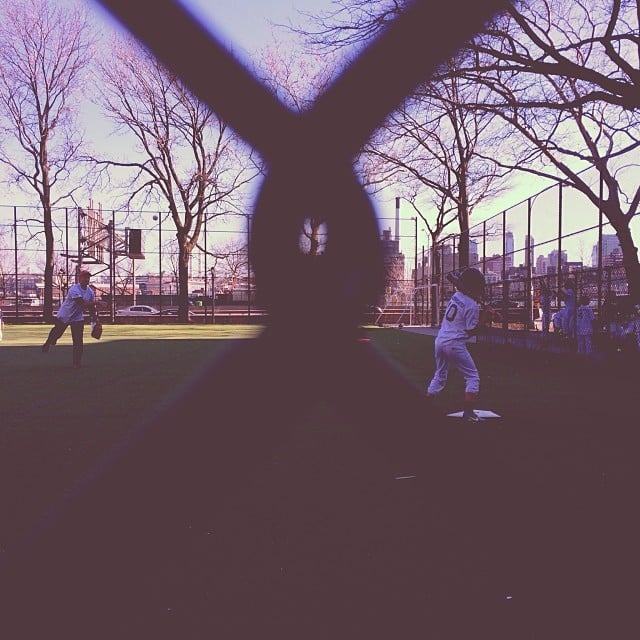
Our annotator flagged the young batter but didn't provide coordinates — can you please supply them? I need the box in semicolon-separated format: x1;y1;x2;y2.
426;268;487;422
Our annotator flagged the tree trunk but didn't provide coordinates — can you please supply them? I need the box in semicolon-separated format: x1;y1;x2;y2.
177;234;191;322
42;203;55;322
457;215;470;270
457;177;470;269
614;222;640;303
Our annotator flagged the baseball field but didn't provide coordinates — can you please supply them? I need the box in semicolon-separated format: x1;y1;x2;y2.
0;323;636;637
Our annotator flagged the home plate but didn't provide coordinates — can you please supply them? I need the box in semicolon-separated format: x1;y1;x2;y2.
447;409;501;419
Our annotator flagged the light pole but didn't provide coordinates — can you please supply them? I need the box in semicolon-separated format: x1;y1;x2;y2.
153;213;162;315
210;266;216;324
132;258;136;306
230;212;252;321
413;216;418;323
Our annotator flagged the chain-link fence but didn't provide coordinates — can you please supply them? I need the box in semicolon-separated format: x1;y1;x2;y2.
2;178;637;331
0;203;263;323
424;166;639;336
0;202;432;325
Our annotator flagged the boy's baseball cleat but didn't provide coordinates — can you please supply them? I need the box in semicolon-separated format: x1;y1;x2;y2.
463;410;481;423
41;342;49;353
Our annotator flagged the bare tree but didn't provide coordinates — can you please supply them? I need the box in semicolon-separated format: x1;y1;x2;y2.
360;54;511;268
294;0;403;53
254;38;338;256
292;0;510;269
93;37;259;320
467;0;640;298
403;191;459;283
219;239;250;290
0;0;94;320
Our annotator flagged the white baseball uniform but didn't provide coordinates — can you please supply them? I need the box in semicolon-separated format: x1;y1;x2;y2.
427;290;480;395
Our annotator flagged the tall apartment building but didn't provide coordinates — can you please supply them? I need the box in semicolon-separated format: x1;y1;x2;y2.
525;234;535;269
505;231;514;268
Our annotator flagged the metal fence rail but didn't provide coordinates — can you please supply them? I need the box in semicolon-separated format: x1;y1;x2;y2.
2;196;634;329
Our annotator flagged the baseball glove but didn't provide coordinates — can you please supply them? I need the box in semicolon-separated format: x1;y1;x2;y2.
91;320;103;340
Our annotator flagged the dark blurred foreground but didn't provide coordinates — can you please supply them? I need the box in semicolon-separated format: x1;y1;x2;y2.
0;332;637;639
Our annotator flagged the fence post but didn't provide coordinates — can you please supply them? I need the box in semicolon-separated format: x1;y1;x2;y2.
111;211;116;321
557;183;563;296
597;174;603;315
420;245;429;325
13;206;18;318
526;197;532;330
247;219;251;321
203;213;208;323
502;279;510;343
501;210;506;280
158;213;163;317
413;217;418;323
65;208;70;282
431;282;439;327
482;220;486;273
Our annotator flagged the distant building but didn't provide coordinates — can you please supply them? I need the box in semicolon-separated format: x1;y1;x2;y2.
440;243;457;278
507;265;530;280
469;238;479;267
546;249;568;275
536;254;550;276
381;227;405;296
505;231;514;268
484;254;504;277
525;234;535;269
591;234;623;267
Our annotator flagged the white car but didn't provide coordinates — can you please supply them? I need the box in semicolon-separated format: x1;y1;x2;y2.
115;305;161;316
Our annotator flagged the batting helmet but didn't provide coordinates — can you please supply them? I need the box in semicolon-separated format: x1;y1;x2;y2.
456;267;486;301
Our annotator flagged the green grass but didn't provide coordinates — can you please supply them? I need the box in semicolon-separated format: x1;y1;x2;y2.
0;322;635;545
1;323;262;428
1;322;637;638
363;327;614;416
0;323;264;541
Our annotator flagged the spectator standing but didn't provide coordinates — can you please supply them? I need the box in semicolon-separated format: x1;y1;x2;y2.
561;278;577;339
600;291;622;353
552;308;566;336
539;279;552;335
633;305;640;355
576;295;596;355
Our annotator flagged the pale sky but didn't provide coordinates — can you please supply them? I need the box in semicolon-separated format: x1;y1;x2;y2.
5;0;630;267
88;0;556;255
177;0;635;264
90;1;334;61
178;0;332;61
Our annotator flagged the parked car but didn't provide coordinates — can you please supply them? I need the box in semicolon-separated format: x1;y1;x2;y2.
115;305;160;316
162;308;196;317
